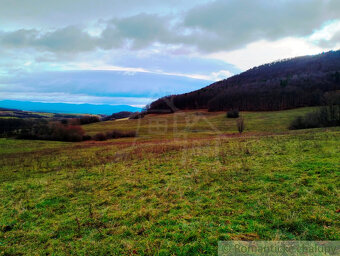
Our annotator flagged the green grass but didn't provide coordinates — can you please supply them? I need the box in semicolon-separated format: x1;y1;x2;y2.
0;108;339;255
0;139;67;154
0;110;53;118
83;107;318;138
0;117;19;119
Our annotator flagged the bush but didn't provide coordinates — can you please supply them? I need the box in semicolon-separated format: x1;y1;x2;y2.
106;130;137;139
237;117;245;133
227;109;239;118
0;119;45;136
79;115;100;125
82;135;92;141
14;121;137;142
93;133;107;141
66;116;100;125
50;123;85;142
1;118;89;142
93;130;137;141
129;111;146;119
17;122;85;142
102;111;133;121
289;105;340;129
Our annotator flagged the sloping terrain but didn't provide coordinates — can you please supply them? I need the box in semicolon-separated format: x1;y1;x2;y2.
0;109;339;255
148;50;340;112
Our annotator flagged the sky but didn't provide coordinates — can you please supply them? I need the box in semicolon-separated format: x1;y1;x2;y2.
0;0;340;108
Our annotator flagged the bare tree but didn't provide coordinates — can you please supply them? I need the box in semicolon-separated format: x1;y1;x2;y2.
237;117;245;134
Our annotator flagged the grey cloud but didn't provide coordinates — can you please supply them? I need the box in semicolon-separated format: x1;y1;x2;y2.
0;15;177;53
0;29;38;48
330;32;340;46
0;70;209;101
183;0;340;51
0;0;339;54
102;14;179;49
37;27;98;52
0;27;98;53
0;0;208;28
317;31;340;48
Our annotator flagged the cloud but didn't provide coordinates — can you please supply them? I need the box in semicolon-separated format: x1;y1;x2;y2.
208;37;326;71
101;14;175;50
0;15;176;53
0;0;339;106
0;0;210;28
0;27;98;53
1;0;339;54
37;27;99;52
0;91;154;106
317;30;340;48
0;57;235;106
183;0;340;51
106;51;240;77
0;70;210;103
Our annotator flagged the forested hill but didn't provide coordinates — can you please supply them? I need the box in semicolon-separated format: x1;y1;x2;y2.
148;50;340;112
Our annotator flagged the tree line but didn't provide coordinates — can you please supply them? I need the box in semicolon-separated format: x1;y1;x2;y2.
0;115;136;142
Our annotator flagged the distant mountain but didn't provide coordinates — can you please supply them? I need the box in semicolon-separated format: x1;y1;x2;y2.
0;100;141;115
148;50;340;112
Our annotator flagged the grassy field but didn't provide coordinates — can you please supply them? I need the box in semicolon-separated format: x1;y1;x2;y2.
0;108;339;255
83;107;318;138
0;110;53;118
0;109;93;119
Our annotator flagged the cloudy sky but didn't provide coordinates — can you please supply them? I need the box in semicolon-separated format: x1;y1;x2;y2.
0;0;340;107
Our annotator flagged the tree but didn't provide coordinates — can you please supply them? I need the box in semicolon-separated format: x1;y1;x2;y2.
237;117;245;134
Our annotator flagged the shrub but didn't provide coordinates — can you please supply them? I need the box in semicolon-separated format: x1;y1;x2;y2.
64;116;100;125
102;111;133;121
237;117;245;133
106;130;137;139
82;135;92;141
0;119;45;136
289;105;340;130
67;118;81;125
93;133;107;141
79;115;100;125
129;111;146;119
50;123;85;142
17;122;86;142
1;118;89;142
93;130;137;141
227;109;239;118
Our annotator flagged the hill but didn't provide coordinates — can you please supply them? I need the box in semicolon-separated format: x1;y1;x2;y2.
101;111;134;121
0;100;141;115
148;50;340;112
0;108;339;254
83;107;318;136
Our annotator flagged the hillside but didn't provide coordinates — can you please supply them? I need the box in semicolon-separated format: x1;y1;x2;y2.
1;109;339;254
83;107;319;137
148;50;340;112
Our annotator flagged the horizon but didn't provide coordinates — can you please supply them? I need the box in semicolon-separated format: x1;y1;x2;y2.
0;49;338;115
1;0;340;110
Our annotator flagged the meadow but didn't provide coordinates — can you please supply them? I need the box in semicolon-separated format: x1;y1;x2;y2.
0;107;339;255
